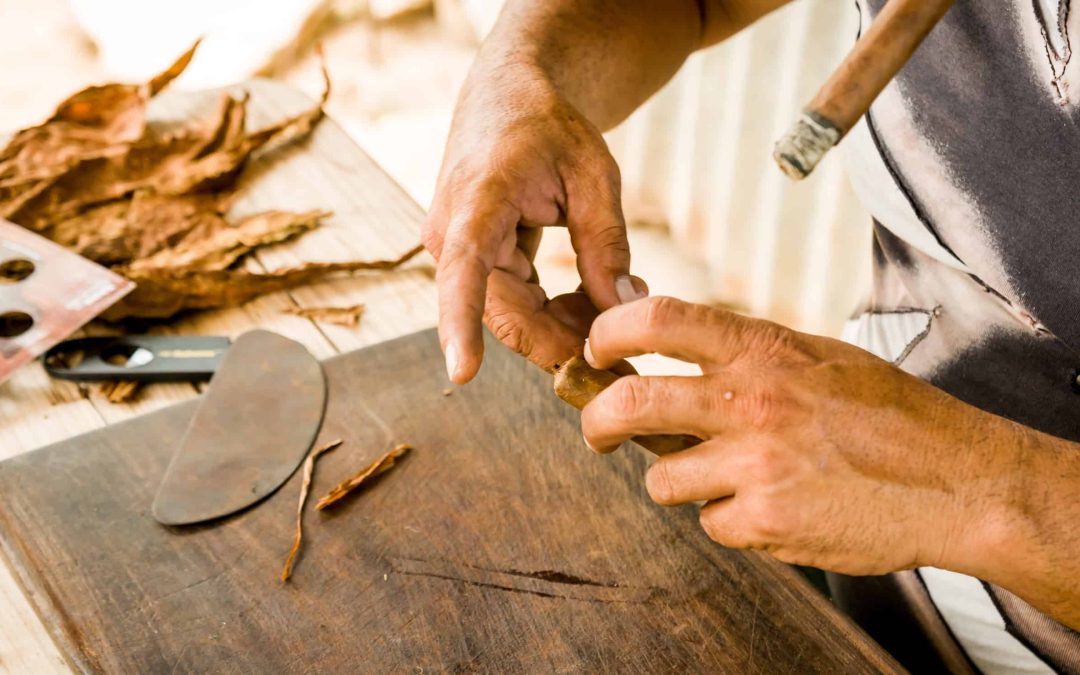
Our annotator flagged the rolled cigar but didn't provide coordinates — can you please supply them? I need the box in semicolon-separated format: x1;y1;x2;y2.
773;0;955;180
553;356;701;456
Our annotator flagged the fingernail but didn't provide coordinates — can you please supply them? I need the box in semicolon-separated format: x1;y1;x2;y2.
615;275;646;304
583;434;599;453
583;339;597;368
445;343;460;382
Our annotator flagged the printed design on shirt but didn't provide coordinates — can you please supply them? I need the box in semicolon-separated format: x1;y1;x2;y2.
840;308;935;366
1019;0;1080;104
1037;0;1071;92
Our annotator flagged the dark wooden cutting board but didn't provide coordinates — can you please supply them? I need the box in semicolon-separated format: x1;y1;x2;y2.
0;329;900;673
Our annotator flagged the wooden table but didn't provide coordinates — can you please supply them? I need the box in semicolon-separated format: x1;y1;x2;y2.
0;80;438;673
0;82;897;674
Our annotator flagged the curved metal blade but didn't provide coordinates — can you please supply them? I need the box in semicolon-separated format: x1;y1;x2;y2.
152;330;326;526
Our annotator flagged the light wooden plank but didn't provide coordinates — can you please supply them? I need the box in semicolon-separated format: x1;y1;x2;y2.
0;562;67;675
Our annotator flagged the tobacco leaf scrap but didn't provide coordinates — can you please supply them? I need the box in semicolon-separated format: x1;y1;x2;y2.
284;303;365;327
98;380;144;403
315;443;410;511
281;438;343;583
105;244;423;320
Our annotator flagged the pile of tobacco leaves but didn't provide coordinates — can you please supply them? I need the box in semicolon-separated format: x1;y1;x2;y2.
0;41;420;322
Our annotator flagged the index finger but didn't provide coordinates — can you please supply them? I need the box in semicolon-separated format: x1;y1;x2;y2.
437;198;521;384
584;296;766;370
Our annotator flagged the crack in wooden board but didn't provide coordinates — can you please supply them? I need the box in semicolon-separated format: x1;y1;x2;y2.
390;557;658;604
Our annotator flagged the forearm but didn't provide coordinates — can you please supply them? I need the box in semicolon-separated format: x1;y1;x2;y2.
471;0;792;130
944;416;1080;629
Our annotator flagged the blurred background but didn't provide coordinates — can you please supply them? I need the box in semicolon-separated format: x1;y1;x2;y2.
0;0;871;337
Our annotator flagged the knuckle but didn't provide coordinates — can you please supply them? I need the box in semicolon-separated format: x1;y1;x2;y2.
448;182;509;223
753;321;810;365
420;224;442;255
591;221;630;256
698;509;721;542
485;309;531;357
747;498;794;542
591;151;621;189
472;173;511;201
698;509;739;548
567;150;621;203
646;461;678;505
743;444;790;486
610;376;648;418
438;239;486;276
642;296;685;334
740;386;785;430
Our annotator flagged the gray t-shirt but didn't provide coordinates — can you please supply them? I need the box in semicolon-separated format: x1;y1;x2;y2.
838;1;1080;672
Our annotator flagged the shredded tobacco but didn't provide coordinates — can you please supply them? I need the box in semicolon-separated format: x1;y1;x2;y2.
0;42;424;324
283;303;366;327
98;380;143;403
281;438;343;583
315;444;411;511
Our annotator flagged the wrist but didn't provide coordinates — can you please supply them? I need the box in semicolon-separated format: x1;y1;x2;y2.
931;415;1044;582
467;36;621;131
459;49;558;115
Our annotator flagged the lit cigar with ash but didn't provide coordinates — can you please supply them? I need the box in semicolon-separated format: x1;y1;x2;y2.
773;0;955;180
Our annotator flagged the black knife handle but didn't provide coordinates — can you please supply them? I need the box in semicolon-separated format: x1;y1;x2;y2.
44;336;230;382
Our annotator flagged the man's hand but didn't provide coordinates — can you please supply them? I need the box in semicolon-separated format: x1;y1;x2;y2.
579;297;1044;579
424;64;645;383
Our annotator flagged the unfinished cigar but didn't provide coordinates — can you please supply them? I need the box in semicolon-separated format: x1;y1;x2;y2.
553;357;700;456
773;0;955;179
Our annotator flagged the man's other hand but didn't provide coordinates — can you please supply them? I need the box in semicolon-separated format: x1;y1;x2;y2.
423;65;645;384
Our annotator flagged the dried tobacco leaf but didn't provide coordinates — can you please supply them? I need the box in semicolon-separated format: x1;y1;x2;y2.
7;97;243;229
281;438;342;583
129;209;329;272
47;193;230;266
0;41;199;190
0;176;56;222
314;444;410;511
104;244;424;320
1;43;402;324
144;85;327;197
6;58;325;229
283;303;365;327
244;55;330;153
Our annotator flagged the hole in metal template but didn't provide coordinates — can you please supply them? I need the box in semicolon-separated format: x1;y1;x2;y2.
0;258;34;284
0;311;34;338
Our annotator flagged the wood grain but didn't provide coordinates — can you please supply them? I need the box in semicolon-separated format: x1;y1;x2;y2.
0;329;900;674
0;80;436;674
